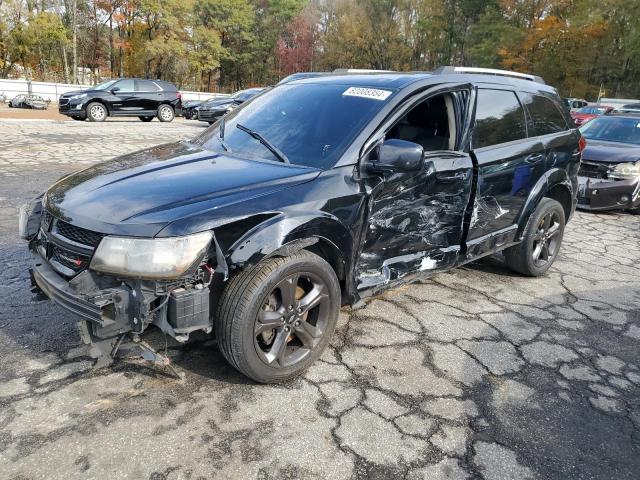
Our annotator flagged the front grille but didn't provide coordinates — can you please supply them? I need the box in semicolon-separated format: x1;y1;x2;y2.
54;220;104;247
50;244;90;273
579;161;610;179
38;209;104;277
59;98;70;106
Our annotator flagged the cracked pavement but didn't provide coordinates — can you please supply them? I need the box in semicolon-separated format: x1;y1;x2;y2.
1;119;639;479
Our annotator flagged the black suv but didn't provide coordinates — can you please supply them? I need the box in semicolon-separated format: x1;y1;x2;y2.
22;67;582;383
58;78;181;122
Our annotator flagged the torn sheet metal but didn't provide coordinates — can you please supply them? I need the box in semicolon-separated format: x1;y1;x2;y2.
469;196;509;229
356;155;473;290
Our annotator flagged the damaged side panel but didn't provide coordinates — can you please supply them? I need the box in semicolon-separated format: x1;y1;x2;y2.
356;153;473;290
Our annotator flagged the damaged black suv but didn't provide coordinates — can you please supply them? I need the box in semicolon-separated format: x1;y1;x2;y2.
20;67;582;383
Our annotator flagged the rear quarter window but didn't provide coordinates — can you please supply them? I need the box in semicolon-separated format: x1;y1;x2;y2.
473;89;527;149
136;80;160;92
521;93;569;136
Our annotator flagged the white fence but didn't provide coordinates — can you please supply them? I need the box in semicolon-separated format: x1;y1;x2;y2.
0;78;229;103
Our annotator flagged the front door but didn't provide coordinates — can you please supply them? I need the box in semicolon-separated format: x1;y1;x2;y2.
356;84;475;290
107;79;138;114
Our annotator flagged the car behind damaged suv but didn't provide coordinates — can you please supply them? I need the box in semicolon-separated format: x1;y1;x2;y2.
21;67;582;383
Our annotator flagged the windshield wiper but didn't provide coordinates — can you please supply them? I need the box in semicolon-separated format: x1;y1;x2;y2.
218;117;231;152
236;123;290;164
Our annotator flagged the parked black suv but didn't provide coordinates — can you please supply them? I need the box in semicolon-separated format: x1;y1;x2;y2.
58;78;181;122
22;67;581;383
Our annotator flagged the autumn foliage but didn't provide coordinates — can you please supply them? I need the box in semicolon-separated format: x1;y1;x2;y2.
0;0;638;98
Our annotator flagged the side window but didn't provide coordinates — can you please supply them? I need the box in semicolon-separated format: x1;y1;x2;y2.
115;79;134;91
136;80;160;92
386;93;457;151
473;89;527;149
522;93;568;136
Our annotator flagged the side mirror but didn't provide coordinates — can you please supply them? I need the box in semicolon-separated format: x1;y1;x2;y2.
110;87;120;93
366;139;424;173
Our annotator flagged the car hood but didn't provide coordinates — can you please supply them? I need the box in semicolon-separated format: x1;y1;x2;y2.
582;139;640;164
60;89;92;98
183;101;202;108
199;98;234;110
44;141;321;237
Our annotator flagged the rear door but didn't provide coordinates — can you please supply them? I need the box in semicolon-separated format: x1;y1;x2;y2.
467;87;545;252
135;80;162;114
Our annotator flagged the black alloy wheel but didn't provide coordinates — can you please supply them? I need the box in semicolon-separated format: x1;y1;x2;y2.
531;210;562;267
254;271;331;368
216;250;340;383
504;197;565;276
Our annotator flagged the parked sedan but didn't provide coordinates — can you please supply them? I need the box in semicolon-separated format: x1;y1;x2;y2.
577;115;640;212
181;100;203;119
197;88;264;124
9;94;48;109
570;105;613;126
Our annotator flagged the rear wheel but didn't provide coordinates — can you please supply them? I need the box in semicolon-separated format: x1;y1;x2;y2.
157;104;175;122
216;250;340;383
139;116;154;122
504;197;565;276
86;102;107;122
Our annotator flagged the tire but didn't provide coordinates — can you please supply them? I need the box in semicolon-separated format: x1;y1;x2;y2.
86;102;107;122
216;250;341;383
504;197;565;276
157;104;175;122
139;116;154;122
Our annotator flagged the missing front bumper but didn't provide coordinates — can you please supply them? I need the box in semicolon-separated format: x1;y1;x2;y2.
31;253;125;327
577;176;640;211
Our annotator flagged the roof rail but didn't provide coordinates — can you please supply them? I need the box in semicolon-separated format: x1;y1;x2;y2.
332;68;396;74
434;66;545;84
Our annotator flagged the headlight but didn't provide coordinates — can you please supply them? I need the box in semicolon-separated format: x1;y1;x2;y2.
90;231;213;279
609;161;640;180
71;93;87;100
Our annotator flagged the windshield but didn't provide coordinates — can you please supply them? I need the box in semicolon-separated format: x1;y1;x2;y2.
193;83;395;169
580;117;640;145
93;80;117;91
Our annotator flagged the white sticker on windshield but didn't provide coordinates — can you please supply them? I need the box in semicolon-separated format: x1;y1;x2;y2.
342;87;392;101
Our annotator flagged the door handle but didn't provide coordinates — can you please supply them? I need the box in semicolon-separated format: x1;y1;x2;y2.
525;153;544;164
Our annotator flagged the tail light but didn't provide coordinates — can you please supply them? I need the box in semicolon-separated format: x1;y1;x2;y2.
177;92;182;100
578;136;586;153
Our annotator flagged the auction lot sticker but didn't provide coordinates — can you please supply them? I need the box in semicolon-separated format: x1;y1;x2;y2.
343;87;392;101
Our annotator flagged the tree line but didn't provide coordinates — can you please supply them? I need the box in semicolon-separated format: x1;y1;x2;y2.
0;0;638;99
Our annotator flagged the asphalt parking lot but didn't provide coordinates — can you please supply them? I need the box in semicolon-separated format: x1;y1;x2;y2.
0;118;639;480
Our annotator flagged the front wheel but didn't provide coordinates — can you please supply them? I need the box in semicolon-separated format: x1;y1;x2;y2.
157;104;174;122
504;197;565;276
86;102;107;122
216;250;341;383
